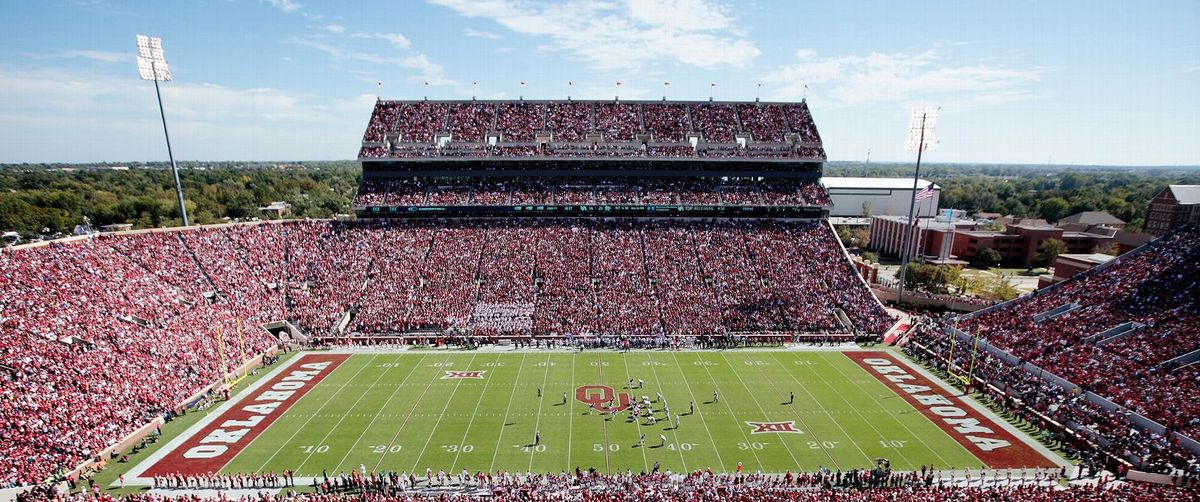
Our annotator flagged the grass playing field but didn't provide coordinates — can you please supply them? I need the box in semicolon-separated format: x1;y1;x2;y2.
138;349;1060;480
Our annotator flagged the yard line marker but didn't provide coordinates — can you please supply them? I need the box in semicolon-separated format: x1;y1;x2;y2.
329;353;429;474
371;352;456;472
566;353;575;472
294;354;415;474
411;353;480;474
595;352;611;472
527;352;554;472
748;352;858;470
450;353;504;472
715;352;802;470
769;352;910;468
643;352;688;471
252;353;381;473
690;352;765;469
619;353;650;472
488;353;527;472
667;351;725;471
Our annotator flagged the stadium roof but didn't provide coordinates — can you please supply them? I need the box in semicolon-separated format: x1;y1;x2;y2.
821;177;939;191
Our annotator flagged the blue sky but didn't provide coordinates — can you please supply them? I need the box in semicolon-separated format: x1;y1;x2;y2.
0;0;1197;165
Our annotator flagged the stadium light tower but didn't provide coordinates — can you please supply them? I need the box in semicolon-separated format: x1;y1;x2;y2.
137;34;189;227
895;106;939;304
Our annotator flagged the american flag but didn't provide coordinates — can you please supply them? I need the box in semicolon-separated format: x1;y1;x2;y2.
914;185;935;201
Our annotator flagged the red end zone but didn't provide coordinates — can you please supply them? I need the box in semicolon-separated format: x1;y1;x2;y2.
142;353;349;476
845;351;1057;469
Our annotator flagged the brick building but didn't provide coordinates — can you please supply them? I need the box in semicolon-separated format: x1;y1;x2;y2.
952;222;1117;268
1145;185;1200;236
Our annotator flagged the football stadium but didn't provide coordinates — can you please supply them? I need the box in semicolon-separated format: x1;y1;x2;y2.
2;3;1199;502
3;96;1198;501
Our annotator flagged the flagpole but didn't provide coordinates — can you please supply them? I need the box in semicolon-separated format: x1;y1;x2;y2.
914;193;926;263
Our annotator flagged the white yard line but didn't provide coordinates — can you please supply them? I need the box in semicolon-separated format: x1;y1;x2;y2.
695;353;768;468
254;353;381;473
715;352;803;470
526;352;554;472
566;353;574;472
371;352;456;472
487;353;527;472
292;354;399;474
642;352;688;471
410;353;480;473
667;351;725;471
812;352;947;468
329;353;429;473
762;352;872;469
619;352;651;472
449;353;504;472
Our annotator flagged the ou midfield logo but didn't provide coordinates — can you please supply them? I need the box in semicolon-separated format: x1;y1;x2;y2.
442;371;486;379
747;421;803;434
575;385;632;412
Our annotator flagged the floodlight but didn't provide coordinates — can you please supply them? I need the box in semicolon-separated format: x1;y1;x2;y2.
905;106;938;152
896;106;941;304
135;34;189;226
136;35;172;81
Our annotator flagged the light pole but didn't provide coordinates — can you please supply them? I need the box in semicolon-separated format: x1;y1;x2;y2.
138;34;189;226
896;106;938;304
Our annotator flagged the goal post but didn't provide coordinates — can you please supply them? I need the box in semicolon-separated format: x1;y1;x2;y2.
946;322;980;389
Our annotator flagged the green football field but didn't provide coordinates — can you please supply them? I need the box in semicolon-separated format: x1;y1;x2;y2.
183;349;1047;477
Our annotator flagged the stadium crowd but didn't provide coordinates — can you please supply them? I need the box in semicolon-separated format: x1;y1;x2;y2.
0;217;885;488
27;469;1200;501
957;225;1200;439
346;219;892;338
352;177;832;207
0;232;283;488
358;100;826;160
902;225;1200;477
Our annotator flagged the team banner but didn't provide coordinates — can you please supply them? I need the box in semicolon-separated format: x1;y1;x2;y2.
844;352;1055;468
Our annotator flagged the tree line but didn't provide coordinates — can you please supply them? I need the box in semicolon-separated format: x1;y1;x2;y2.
1;160;1196;239
0;161;359;237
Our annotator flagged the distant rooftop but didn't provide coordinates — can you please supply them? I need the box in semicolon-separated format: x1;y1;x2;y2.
1060;211;1125;226
1167;185;1200;205
1056;253;1117;266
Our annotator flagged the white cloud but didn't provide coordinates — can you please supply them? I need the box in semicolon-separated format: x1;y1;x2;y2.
761;49;1043;108
261;0;302;13
0;66;374;162
348;31;412;49
428;0;759;71
291;38;453;85
323;24;345;34
29;50;131;64
464;28;502;40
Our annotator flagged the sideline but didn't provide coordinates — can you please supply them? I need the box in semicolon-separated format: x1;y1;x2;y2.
889;350;1071;470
